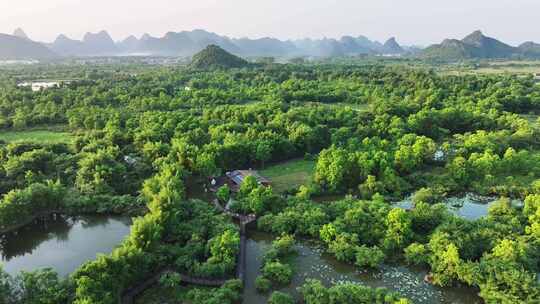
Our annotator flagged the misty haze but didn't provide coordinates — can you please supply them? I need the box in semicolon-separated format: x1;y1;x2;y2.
1;1;540;304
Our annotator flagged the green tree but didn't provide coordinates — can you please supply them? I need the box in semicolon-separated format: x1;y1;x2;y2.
430;235;462;286
404;243;429;266
17;269;69;304
411;187;441;205
262;261;293;285
255;276;272;293
216;185;231;203
384;208;413;250
268;291;295;304
239;175;258;198
300;279;329;304
256;142;272;169
0;266;14;304
75;147;126;194
355;245;385;268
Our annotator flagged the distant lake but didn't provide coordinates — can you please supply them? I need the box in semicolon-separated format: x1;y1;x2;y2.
0;215;132;277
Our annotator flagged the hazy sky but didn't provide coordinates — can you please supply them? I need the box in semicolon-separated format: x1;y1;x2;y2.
1;0;538;46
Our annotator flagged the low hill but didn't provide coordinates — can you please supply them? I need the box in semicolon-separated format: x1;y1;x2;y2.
382;37;405;54
461;30;515;58
422;39;477;61
518;42;540;58
189;45;249;69
421;31;519;61
82;31;118;55
0;33;57;60
50;34;88;56
117;35;140;53
50;31;118;56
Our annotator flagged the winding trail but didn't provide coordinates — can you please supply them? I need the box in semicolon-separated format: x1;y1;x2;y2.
120;199;256;304
121;268;229;304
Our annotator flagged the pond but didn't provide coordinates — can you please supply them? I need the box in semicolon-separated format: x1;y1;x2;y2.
0;214;132;277
243;232;482;304
394;193;523;220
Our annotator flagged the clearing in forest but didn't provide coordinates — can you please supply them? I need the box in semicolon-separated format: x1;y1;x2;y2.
260;159;316;193
0;129;73;144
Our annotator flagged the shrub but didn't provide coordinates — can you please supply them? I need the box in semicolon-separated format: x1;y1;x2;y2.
272;234;296;257
262;262;293;285
255;276;272;293
354;245;385;268
216;185;231;203
404;243;429;266
411;187;442;205
268;291;295;304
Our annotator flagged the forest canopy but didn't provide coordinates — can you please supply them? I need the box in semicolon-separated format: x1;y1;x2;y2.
0;60;539;303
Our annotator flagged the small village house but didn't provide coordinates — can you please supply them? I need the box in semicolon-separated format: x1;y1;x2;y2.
209;170;271;192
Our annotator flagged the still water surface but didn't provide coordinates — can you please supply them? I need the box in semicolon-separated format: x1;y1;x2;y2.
394;194;523;220
0;215;132;277
243;232;482;304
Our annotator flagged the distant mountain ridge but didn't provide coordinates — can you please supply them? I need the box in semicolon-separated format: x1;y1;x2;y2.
82;31;118;55
2;28;539;60
49;30;118;56
121;29;401;57
1;28;409;59
422;30;540;60
0;33;57;60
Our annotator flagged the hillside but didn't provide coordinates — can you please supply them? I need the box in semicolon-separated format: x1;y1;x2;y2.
518;42;540;58
82;31;118;55
50;31;118;56
0;33;57;60
117;35;140;53
4;27;540;60
50;34;88;56
382;37;405;54
189;44;249;69
421;30;521;61
13;28;29;40
422;39;476;61
461;30;515;58
2;28;411;58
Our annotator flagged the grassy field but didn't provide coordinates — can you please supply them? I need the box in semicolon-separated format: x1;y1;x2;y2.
442;61;540;76
260;159;316;193
0;129;73;144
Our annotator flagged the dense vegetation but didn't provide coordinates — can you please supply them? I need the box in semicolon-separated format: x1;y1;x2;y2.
0;59;539;303
190;45;250;70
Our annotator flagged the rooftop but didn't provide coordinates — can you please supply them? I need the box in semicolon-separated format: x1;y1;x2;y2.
226;170;270;186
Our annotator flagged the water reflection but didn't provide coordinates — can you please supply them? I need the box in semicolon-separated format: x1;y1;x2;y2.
0;215;73;260
0;215;132;277
394;194;523;220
